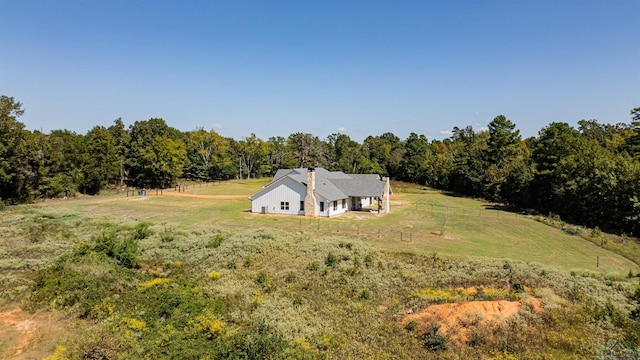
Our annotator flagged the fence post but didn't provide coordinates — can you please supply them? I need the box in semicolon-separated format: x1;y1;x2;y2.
317;219;320;230
596;256;599;268
378;229;380;238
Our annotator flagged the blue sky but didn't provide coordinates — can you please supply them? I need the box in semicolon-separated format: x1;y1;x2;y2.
1;1;638;142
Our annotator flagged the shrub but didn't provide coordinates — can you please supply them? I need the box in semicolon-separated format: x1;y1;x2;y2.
285;271;296;283
244;255;253;268
207;234;226;248
138;278;171;288
115;238;140;269
404;320;419;332
120;317;147;331
306;261;319;272
132;222;153;240
188;309;225;338
364;254;373;268
326;252;337;267
159;227;177;242
89;231;140;268
422;323;448;351
255;271;269;288
30;254;136;317
208;271;221;280
43;345;68;360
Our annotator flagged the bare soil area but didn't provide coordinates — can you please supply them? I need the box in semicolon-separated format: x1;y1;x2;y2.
401;297;542;345
0;306;67;359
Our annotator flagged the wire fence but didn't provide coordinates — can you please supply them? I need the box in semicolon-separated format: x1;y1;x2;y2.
124;179;231;198
119;184;623;270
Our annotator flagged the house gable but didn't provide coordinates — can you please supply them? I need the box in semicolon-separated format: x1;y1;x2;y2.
250;176;307;215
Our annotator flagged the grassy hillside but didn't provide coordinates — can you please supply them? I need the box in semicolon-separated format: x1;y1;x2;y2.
1;180;639;359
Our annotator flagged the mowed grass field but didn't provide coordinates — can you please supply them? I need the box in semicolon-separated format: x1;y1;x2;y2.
48;179;638;274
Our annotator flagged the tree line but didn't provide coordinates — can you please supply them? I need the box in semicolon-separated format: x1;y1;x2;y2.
1;95;639;235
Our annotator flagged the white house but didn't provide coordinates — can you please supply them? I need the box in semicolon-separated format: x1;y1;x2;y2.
249;168;391;217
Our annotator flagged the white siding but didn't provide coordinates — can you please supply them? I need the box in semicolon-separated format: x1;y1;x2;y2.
316;195;328;217
251;177;306;215
327;198;349;217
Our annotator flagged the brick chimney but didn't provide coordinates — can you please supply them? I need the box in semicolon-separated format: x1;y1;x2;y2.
304;168;317;216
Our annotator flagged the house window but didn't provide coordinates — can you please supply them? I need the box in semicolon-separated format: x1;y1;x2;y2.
280;201;289;210
320;202;325;212
333;201;337;210
342;199;346;208
300;201;304;211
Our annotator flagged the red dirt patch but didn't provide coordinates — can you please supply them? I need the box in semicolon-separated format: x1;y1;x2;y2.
401;298;542;345
0;306;67;359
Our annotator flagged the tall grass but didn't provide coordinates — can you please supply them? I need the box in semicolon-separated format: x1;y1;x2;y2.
1;185;639;358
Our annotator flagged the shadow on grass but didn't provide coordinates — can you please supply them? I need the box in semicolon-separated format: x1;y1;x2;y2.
482;204;539;216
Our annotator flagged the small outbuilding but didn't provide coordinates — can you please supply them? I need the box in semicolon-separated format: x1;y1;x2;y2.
248;168;391;217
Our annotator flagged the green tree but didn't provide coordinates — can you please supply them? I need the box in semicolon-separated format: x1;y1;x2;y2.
363;135;391;173
232;134;269;180
327;133;361;173
108;118;130;186
140;136;187;188
624;107;640;159
286;132;329;168
83;126;119;194
531;122;581;214
484;115;526;202
448;126;489;196
267;136;296;174
36;130;85;198
424;140;454;189
0;96;30;202
128;118;185;187
399;133;430;184
185;128;232;180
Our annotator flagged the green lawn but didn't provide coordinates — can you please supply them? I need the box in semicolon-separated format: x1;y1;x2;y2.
40;180;638;274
